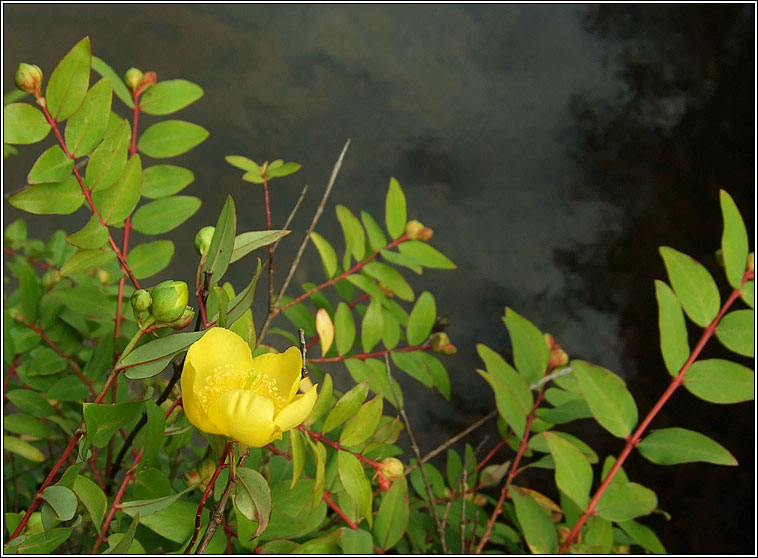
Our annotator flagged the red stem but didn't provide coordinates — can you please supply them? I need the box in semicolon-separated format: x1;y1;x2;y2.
3;247;51;269
263;174;275;312
557;270;753;553
185;442;234;554
300;427;382;469
323;491;359;530
279;235;409;312
308;343;433;364
4;356;20;395
474;437;510;473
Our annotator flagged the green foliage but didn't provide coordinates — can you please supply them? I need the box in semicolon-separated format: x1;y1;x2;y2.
2;36;752;556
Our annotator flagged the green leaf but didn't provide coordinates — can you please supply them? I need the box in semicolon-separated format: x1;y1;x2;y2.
289;429;305;490
3;102;51;144
374;476;409;550
127;240;174;279
293;528;344;554
573;360;638;439
265;160;302;179
304;373;333;426
323;381;369;433
225;154;259;172
202;196;237;283
125;499;197;543
381;248;422;274
334;302;355;356
338;451;373;527
18;260;41;323
595;482;657;522
344;359;402;409
4;434;45;462
336;204;366;265
340;528;374;554
715;309;754;357
106;514;140;554
234;468;272;538
83;401;142;448
41;485;77;521
60;246;116;276
397;240;456;269
655;280;690;376
138;120;209;158
91;55;133;109
659;246;720;327
121;488;191;518
46;36;91;121
637;427;737;466
27;145;73;184
361;210;387;252
503;308;549;384
363;262;414;301
131;196;201;235
225;260;262;325
10;178;84;215
417;352;450;400
143;400;165;467
617;519;667;554
510;485;558;554
391;352;432;387
385;177;407;240
310;232;338;278
72;475;107;533
97;154;142;225
3;414;53;438
66;214;108;249
11;527;72;554
740;280;754;308
139;79;203;115
119;330;205;379
47;376;89;401
682;359;754;404
476;345;532;438
85;118;130;192
64;77;112;157
6;390;55;417
231;230;290;263
361;296;384;352
543;432;592;509
720;190;750;289
50;285;115;319
141;164;194;199
406;291;436;346
340;395;383;447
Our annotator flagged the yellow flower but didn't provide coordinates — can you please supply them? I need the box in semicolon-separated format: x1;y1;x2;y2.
181;327;318;447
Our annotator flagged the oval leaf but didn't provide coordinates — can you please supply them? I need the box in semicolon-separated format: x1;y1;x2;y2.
42;485;77;521
637;427;737;466
406;291;436;346
64;77;112;157
27;145;73;184
338;451;373;527
573;360;638;439
3;103;51;144
334;302;355;356
682;359;754;404
322;381;369;433
659;246;720;328
85;118;130;192
385;177;406;240
544;432;592;509
595;482;657;522
10;178;84;215
139;79;203;115
373;476;409;550
655;280;690;376
131;196;201;235
363;262;414;301
310;232;338;278
720;190;749;289
715;309;754;357
234;468;271;538
127;240;174;279
339;395;383;447
202;196;236;282
503;308;549;384
97;153;142;224
141;164;194;199
138;120;209;158
46;36;91;121
510;485;558;554
361;297;384;352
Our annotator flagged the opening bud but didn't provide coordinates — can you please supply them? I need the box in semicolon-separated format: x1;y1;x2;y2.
41;270;61;291
748;252;754;273
150;280;189;323
139;71;158;92
168;305;195;330
405;220;424;239
431;332;457;355
184;470;201;488
131;289;152;312
194;226;215;257
378;457;404;482
14;63;43;97
124;68;143;92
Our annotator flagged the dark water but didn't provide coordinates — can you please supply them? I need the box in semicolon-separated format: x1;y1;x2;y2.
3;5;754;553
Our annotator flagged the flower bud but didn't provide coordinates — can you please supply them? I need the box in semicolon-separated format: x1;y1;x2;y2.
41;270;61;291
14;63;43;97
194;226;215;257
472;494;487;507
131;289;152;312
184;470;201;488
139;71;158;92
9;308;27;325
150;281;189;323
198;459;217;491
96;269;110;285
549;346;569;369
431;332;457;355
378;457;404;482
406;220;434;241
168;305;195;330
124;68;143;91
748;252;754;273
544;333;555;350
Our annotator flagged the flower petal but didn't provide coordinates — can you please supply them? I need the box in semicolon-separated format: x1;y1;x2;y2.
274;383;319;431
207;389;280;447
251;346;302;402
180;359;223;434
185;327;254;393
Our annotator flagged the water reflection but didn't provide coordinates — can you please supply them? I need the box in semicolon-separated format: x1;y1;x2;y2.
2;4;753;553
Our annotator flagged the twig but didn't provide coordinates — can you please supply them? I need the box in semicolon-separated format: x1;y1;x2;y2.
299;329;308;378
384;353;447;553
257;139;350;343
308;343;431;364
273;185;309;254
528;366;573;390
405;410;498;476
